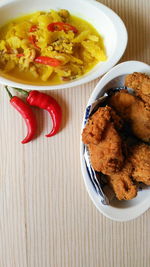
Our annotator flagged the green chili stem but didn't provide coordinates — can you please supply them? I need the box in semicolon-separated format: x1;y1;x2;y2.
5;86;13;99
14;87;29;97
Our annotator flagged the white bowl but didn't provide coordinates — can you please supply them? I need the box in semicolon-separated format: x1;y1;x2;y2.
0;0;127;90
80;60;150;222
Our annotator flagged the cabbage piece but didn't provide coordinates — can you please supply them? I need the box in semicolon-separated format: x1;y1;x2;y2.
0;40;7;51
7;36;22;49
29;65;39;78
88;35;99;42
14;22;31;39
82;40;107;61
73;31;89;43
4;61;15;72
29;12;43;24
38;14;52;28
41;66;53;81
50;10;62;22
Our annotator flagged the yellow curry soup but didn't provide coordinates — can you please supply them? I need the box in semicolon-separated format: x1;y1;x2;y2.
0;9;107;85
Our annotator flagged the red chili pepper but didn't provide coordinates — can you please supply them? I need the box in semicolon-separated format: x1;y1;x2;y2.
34;56;61;67
5;86;37;144
29;35;39;49
15;88;62;137
16;53;24;57
30;25;38;32
47;22;78;33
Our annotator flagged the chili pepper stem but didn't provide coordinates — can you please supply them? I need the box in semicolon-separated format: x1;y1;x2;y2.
5;86;13;99
14;87;29;96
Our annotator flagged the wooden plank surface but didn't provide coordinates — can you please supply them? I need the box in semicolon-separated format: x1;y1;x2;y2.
0;0;150;266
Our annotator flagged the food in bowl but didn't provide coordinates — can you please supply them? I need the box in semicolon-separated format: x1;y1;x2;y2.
0;9;107;85
82;72;150;200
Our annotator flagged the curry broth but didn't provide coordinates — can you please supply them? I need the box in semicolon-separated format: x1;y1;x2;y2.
0;11;106;85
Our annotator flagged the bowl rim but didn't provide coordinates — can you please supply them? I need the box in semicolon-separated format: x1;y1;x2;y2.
80;60;150;222
0;0;128;90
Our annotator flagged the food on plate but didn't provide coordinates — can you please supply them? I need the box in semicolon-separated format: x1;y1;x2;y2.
110;108;124;130
82;72;150;201
108;90;150;142
107;161;137;200
82;106;111;145
108;143;150;199
0;9;106;84
82;106;124;175
125;72;150;105
82;105;123;145
129;144;150;185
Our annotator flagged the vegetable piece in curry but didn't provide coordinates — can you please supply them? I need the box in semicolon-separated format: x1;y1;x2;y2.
0;9;107;85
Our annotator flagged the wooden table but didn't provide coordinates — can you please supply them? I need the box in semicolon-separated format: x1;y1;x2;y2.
0;0;150;266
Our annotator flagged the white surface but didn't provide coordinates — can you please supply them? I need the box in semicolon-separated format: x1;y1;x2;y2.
80;60;150;222
0;0;127;90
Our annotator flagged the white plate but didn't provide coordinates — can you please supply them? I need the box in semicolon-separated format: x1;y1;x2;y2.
0;0;127;90
80;60;150;222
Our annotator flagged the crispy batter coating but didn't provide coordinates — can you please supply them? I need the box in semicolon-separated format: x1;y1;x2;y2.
82;105;123;145
108;90;150;142
82;106;124;175
125;72;150;105
107;161;137;200
82;106;111;145
130;144;150;185
110;108;124;130
88;123;124;174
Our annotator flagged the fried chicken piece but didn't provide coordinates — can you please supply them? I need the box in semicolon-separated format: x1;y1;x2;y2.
110;108;124;130
130;144;150;185
107;161;137;200
88;123;124;175
125;72;150;105
82;106;124;145
82;106;124;175
108;90;150;142
82;106;111;145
